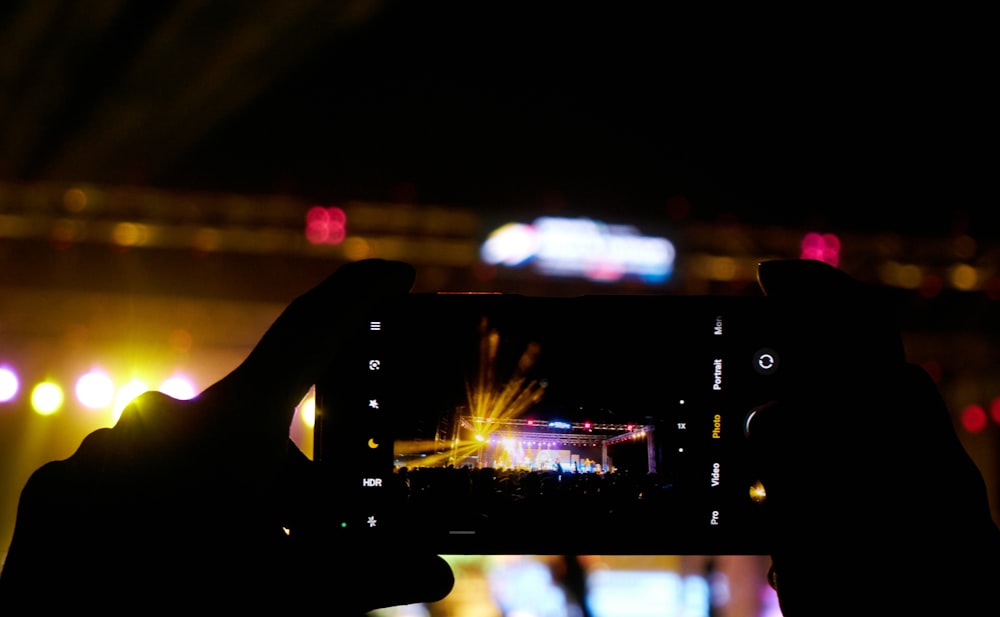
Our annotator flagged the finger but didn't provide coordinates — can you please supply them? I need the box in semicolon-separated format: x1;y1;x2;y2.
756;257;871;299
750;260;909;474
346;554;455;613
894;363;997;528
755;364;1000;616
756;258;906;373
749;363;994;544
199;259;415;429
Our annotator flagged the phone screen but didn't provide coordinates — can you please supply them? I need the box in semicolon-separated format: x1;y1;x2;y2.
316;293;786;554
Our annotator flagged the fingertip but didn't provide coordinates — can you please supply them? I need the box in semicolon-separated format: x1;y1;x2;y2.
391;554;455;603
743;400;778;441
201;259;417;432
420;555;457;602
743;399;803;473
318;259;416;297
348;554;455;611
756;258;862;298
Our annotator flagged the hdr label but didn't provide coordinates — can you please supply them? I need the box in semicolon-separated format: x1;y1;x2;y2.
362;478;383;487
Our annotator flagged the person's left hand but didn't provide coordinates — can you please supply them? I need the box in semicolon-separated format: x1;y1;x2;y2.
0;259;455;614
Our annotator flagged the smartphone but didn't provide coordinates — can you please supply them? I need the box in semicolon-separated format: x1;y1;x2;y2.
315;292;791;555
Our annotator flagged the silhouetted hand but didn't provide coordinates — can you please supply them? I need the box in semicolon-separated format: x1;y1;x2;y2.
0;259;454;614
750;259;999;615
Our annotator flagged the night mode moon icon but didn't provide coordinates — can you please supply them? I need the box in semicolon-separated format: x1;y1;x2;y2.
368;438;379;449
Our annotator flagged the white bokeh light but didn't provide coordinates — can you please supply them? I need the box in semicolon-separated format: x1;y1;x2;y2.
160;376;196;400
76;370;115;409
0;367;19;403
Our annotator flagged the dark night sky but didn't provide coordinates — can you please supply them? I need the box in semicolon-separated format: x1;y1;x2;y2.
2;2;996;238
164;3;997;238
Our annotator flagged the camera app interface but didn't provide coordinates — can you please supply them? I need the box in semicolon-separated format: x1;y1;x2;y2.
318;294;780;554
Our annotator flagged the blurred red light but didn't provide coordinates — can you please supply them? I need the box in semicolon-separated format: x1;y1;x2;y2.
960;404;988;433
305;205;347;245
990;397;1000;425
800;232;840;266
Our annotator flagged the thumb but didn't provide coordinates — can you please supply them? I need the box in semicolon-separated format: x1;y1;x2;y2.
195;259;415;437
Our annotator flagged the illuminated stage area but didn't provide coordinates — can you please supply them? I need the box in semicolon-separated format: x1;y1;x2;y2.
397;415;654;475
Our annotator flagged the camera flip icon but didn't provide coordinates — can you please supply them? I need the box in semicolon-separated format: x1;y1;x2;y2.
753;348;779;375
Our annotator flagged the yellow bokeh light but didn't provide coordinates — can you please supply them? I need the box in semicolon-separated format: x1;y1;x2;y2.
113;380;149;424
877;261;899;286
63;187;88;212
949;263;978;291
112;222;148;247
879;260;924;289
31;381;64;415
342;236;372;261
708;256;737;281
896;263;923;289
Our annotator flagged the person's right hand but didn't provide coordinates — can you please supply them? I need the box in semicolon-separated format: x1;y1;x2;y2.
749;259;999;616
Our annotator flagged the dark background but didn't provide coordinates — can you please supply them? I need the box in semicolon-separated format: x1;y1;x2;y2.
2;1;996;237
